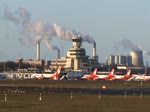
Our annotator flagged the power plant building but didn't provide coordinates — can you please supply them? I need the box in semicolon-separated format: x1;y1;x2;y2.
115;55;126;65
106;55;115;65
130;50;144;67
126;55;132;66
106;55;132;66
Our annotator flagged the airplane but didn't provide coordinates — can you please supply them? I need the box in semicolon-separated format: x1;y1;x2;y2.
31;73;43;79
134;73;150;81
110;69;131;81
0;73;8;79
96;69;115;80
42;66;62;80
81;68;98;80
134;75;148;81
63;70;85;80
31;66;62;80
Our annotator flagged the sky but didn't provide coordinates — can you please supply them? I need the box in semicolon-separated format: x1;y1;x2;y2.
0;0;150;65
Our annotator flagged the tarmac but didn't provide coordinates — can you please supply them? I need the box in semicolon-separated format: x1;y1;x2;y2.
1;85;150;95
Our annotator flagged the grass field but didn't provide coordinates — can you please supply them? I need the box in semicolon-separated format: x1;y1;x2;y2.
0;91;150;112
0;80;150;112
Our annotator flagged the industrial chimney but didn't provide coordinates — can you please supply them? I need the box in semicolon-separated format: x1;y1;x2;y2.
93;42;96;58
36;41;40;60
130;50;144;67
57;49;60;59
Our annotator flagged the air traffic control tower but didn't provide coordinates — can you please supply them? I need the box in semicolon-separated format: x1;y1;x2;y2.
66;37;89;70
50;37;99;71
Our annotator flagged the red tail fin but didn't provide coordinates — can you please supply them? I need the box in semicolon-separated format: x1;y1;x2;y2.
109;69;115;76
85;68;97;80
107;69;115;79
92;68;97;76
144;69;147;76
56;66;61;74
125;70;131;79
53;66;62;80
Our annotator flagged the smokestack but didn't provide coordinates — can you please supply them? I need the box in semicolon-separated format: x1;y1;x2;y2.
58;49;60;59
93;42;96;58
130;50;144;67
36;41;40;60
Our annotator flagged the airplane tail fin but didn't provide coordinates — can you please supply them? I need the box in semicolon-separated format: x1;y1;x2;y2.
53;66;62;80
109;69;115;77
144;68;147;76
85;68;97;80
56;66;62;74
92;68;97;76
125;70;131;79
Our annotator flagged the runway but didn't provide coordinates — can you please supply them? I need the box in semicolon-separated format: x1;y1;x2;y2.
0;79;150;95
1;85;150;95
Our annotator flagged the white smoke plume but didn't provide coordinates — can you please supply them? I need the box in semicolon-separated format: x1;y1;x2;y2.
1;7;57;51
3;7;31;26
143;50;150;56
53;24;95;43
18;38;34;45
24;21;95;44
114;38;141;51
114;38;150;57
25;21;55;39
3;7;20;25
82;33;95;43
2;7;95;51
18;7;31;25
23;21;95;50
43;39;59;50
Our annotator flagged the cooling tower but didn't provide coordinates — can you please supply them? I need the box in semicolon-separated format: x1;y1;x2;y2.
130;50;144;66
36;42;40;60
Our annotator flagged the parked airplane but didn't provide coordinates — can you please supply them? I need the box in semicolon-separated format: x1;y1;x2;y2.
63;70;85;80
0;73;8;79
111;70;131;81
134;73;150;81
96;69;115;80
127;68;150;81
31;66;62;80
31;73;43;79
81;68;98;80
43;66;62;80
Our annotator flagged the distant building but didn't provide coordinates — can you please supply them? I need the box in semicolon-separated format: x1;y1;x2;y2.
106;55;115;65
16;58;45;66
126;55;132;66
106;55;132;66
50;37;99;71
130;50;144;67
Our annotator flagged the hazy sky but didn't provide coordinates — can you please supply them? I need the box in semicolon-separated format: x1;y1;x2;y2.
0;0;150;64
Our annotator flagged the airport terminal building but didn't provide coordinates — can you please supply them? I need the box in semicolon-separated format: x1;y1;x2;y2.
50;37;99;71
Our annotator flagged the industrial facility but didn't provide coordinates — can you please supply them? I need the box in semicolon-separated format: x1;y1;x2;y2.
130;50;144;67
14;36;146;73
106;55;132;66
14;36;99;72
106;50;144;67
